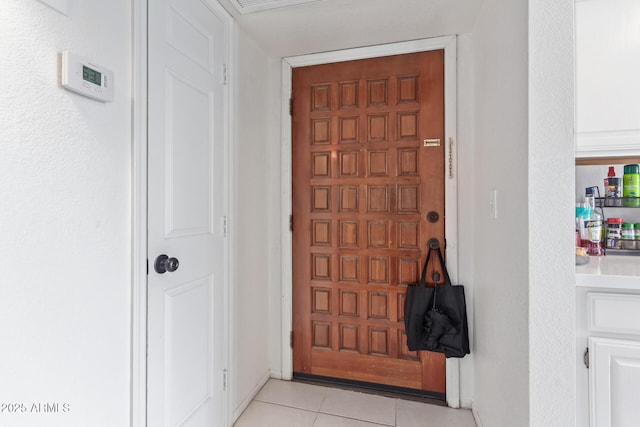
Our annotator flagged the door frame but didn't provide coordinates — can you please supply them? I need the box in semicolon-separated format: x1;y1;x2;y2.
280;36;461;407
131;0;235;425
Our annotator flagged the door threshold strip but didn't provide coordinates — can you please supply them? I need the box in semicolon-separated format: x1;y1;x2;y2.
292;373;446;404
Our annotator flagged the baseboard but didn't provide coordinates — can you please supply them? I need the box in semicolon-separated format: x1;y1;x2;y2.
471;401;483;427
231;370;271;423
460;398;473;410
269;369;283;380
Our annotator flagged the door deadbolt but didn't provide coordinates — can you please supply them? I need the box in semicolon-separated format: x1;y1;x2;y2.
426;211;440;223
154;254;179;274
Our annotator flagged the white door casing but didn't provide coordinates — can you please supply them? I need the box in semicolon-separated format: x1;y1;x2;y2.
146;0;232;425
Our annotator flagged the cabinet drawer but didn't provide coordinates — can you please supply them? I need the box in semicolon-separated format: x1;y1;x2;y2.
588;293;640;336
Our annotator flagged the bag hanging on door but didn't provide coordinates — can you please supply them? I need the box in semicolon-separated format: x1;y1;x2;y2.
404;244;470;358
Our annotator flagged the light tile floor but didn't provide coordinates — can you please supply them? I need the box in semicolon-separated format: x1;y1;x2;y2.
233;379;477;427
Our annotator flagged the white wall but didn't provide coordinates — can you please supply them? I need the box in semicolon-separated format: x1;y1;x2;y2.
529;0;576;425
0;1;131;427
470;0;531;425
470;0;576;425
231;29;282;421
456;33;477;408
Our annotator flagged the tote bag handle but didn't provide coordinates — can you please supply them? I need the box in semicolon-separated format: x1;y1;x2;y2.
418;244;452;287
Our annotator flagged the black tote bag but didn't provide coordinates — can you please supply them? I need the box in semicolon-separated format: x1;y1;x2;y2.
404;245;470;358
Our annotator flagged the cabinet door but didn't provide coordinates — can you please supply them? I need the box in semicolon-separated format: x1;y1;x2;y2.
576;0;640;157
589;337;640;427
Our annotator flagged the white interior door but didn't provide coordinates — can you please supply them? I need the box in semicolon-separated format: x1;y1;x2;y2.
147;0;229;425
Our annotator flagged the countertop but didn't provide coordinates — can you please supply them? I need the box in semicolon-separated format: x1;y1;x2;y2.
576;255;640;289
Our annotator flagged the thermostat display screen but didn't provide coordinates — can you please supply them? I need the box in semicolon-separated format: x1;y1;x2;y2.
82;65;102;85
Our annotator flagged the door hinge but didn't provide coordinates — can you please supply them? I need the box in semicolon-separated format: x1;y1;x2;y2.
222;216;228;237
448;137;454;179
290;331;294;348
146;259;149;275
223;369;228;391
289;214;293;232
584;347;589;369
289;98;293;116
222;64;228;85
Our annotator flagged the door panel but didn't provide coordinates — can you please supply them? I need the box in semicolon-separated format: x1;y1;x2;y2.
163;278;214;426
292;51;446;395
590;337;640;427
147;0;227;425
165;72;214;237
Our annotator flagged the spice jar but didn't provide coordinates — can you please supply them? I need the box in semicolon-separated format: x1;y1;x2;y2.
606;218;623;249
621;223;635;250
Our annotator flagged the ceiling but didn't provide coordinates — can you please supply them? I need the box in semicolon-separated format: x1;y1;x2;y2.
227;0;323;14
216;0;487;58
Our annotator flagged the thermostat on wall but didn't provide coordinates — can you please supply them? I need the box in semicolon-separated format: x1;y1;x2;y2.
61;51;114;102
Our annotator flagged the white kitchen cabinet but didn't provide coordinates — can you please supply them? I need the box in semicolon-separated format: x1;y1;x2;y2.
576;0;640;158
589;337;640;427
576;271;640;426
580;291;640;427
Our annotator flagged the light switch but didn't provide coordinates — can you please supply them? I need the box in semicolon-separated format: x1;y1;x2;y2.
38;0;68;15
490;189;498;219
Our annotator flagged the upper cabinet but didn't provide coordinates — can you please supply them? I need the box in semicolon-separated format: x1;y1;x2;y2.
576;0;640;158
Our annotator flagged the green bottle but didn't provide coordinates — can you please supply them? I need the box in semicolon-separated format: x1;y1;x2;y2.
623;164;640;207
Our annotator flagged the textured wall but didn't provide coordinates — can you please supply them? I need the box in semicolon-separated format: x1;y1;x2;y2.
471;0;531;425
0;1;132;426
529;0;576;425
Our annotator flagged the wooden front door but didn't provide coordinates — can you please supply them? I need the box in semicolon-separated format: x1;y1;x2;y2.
292;51;446;395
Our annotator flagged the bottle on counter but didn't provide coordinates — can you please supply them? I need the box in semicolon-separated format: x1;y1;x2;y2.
585;187;596;210
587;212;603;256
605;166;622;206
623;164;640;207
576;202;588;248
577;190;603;255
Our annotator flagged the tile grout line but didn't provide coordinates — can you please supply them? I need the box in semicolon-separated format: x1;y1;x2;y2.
312;392;327;426
316;386;399;426
394;397;398;427
254;399;319;416
317;412;394;427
